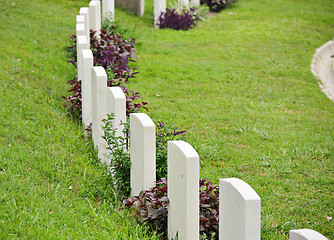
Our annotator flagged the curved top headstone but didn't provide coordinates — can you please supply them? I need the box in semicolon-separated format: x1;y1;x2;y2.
290;229;329;240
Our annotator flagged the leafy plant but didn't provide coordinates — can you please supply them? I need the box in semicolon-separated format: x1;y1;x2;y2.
200;0;237;12
156;121;186;180
199;178;219;239
121;178;220;239
62;23;148;118
102;114;131;200
121;178;168;239
158;7;201;30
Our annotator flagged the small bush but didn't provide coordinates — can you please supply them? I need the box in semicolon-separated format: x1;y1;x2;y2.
121;178;220;239
156;121;186;180
200;0;237;12
158;7;200;30
62;24;148;119
102;114;131;200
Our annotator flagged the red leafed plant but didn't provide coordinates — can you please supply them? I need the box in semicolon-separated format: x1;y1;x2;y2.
121;178;219;239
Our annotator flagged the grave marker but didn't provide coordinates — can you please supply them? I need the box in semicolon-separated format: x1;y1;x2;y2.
91;66;108;163
89;0;101;36
154;0;166;29
80;7;90;41
107;87;126;139
219;178;261;240
76;35;89;82
102;0;115;21
130;113;156;196
167;140;199;240
80;49;93;127
290;229;329;240
115;0;144;17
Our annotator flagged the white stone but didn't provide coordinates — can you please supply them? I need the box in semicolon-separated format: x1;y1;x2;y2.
80;49;93;127
80;7;90;42
76;35;89;83
76;23;85;36
89;0;101;36
290;229;329;240
154;0;166;29
102;0;115;21
179;0;189;6
107;87;126;140
130;113;156;196
191;0;200;5
219;178;261;240
167;140;199;240
91;66;108;163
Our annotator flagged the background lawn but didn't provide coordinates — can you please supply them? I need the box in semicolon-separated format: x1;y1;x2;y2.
0;0;333;239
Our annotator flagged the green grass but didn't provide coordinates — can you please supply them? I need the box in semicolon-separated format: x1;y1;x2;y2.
0;0;333;239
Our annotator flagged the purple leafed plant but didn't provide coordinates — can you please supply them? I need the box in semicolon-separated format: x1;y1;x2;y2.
121;178;220;239
62;28;148;118
158;8;200;30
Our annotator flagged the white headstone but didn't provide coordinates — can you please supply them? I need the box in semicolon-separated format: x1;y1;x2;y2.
154;0;166;29
107;87;126;139
80;7;90;42
219;178;261;240
179;0;189;6
191;0;200;5
130;113;156;196
76;35;89;82
89;0;101;36
290;229;329;240
91;66;108;163
80;49;93;127
167;140;199;240
102;0;115;21
76;23;85;36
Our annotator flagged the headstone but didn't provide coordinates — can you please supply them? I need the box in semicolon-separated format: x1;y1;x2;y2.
76;35;89;82
115;0;144;17
130;113;156;196
167;140;199;240
80;49;93;127
76;23;85;36
290;229;329;240
154;0;166;29
89;0;101;36
191;0;200;5
107;87;126;139
102;0;115;21
80;7;90;42
91;66;108;163
179;0;189;6
219;178;261;240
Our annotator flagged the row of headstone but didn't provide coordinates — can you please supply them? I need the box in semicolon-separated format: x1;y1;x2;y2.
74;3;329;240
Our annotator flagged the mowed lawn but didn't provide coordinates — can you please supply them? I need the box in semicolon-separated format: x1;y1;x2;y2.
0;0;333;239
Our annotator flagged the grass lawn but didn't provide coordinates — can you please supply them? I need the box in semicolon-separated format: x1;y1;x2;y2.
0;0;333;239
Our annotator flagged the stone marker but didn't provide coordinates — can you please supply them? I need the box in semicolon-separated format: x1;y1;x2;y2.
80;49;93;127
76;35;89;83
167;140;199;240
191;0;200;5
219;178;261;240
76;23;85;37
80;7;90;41
130;113;156;196
179;0;189;6
107;87;126;140
115;0;144;17
91;66;107;163
154;0;166;29
89;0;101;36
102;0;115;21
290;229;329;240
